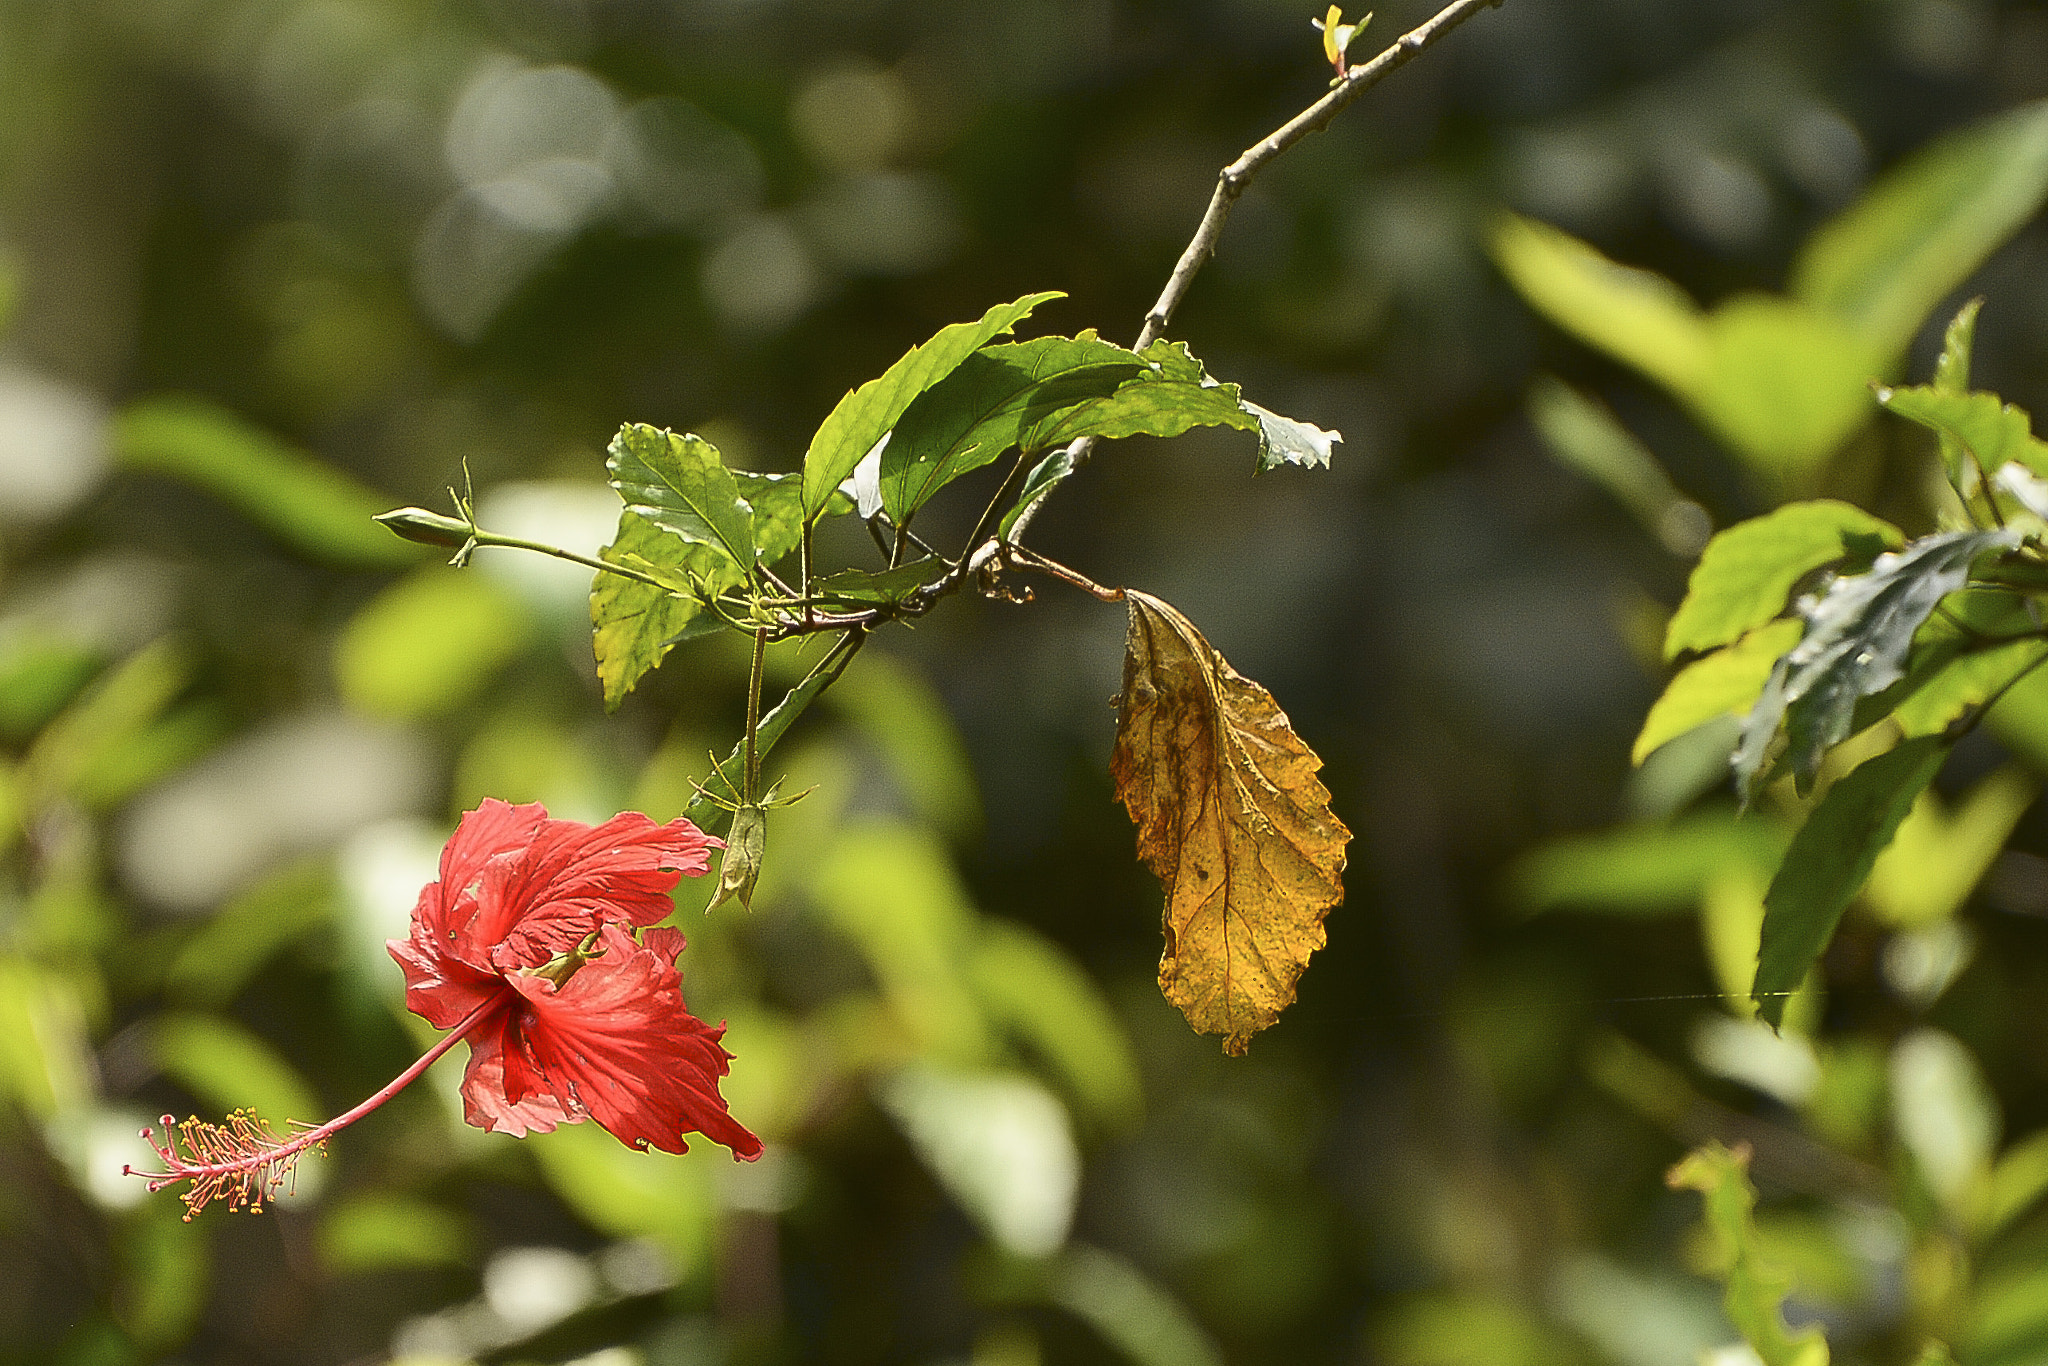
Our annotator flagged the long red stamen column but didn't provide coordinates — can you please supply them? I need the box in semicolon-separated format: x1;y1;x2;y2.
127;996;508;1220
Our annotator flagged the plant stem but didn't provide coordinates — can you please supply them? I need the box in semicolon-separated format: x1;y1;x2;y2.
472;529;673;591
130;994;507;1185
744;626;766;802
1005;0;1506;541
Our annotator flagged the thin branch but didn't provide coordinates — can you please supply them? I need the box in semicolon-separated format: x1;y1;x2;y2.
1005;0;1505;541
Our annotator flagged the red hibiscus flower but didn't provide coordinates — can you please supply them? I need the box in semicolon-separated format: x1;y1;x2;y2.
388;799;762;1160
129;800;759;1220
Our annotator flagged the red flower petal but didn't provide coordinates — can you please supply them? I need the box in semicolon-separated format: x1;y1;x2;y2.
476;811;718;971
388;802;717;1025
506;924;762;1160
459;1000;582;1137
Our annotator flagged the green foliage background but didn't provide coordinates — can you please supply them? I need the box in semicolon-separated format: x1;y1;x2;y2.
7;1;2048;1364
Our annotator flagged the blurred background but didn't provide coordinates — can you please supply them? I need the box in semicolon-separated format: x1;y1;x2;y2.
5;0;2048;1362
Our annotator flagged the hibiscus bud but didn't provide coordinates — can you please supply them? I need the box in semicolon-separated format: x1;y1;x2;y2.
374;506;473;548
708;804;766;912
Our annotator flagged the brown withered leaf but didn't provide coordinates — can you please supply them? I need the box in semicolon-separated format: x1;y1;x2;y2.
1110;590;1350;1055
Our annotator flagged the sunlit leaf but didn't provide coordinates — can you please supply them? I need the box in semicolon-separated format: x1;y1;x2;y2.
968;921;1142;1132
1508;811;1789;916
736;469;806;567
113;396;417;568
1876;383;2048;491
1735;528;2018;800
1968;1259;2048;1365
607;424;757;581
1793;99;2048;361
1867;765;2035;927
1051;1245;1225;1366
336;568;531;719
527;1120;715;1269
1754;736;1948;1027
1242;400;1341;473
1664;501;1901;661
1490;215;1711;398
877;1065;1077;1256
1931;299;1982;494
318;1194;472;1274
1891;1027;2000;1213
879;334;1141;519
591;511;730;711
1636;620;1802;765
1696;296;1882;480
1666;1141;1830;1366
1111;591;1350;1054
801;292;1063;518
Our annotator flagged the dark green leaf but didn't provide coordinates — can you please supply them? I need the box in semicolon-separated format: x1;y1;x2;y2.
1665;501;1903;661
1755;736;1949;1026
1021;339;1258;450
998;340;1264;532
813;558;952;607
607;424;757;582
1876;384;2048;491
800;292;1063;519
1792;99;2048;362
1735;528;2019;800
590;510;728;711
688;633;863;825
114;397;418;568
879;335;1142;520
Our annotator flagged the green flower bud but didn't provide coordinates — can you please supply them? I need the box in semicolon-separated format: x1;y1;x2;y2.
708;803;766;912
374;507;473;549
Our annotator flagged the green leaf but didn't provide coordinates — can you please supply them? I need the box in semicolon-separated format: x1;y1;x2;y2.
607;424;757;582
152;1011;325;1126
1528;375;1703;553
1877;383;2048;491
1635;619;1802;765
998;340;1264;532
1507;811;1790;916
1667;1141;1831;1366
1242;400;1341;473
813;558;953;607
1489;215;1711;398
801;292;1063;519
319;1194;471;1274
687;632;863;824
162;860;335;1008
879;335;1142;520
1867;764;2036;928
1974;1127;2048;1243
591;510;725;711
114;396;419;568
1892;638;2048;739
1792;99;2048;362
968;921;1143;1132
1754;736;1948;1026
1665;501;1903;661
736;469;806;567
335;568;531;719
27;638;214;810
1734;528;2018;800
1695;296;1882;480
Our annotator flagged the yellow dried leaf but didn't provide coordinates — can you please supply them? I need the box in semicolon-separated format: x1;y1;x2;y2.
1110;591;1350;1054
